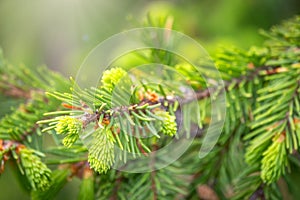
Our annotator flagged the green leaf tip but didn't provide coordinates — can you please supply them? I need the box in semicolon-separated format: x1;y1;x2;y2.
88;128;115;174
261;133;288;185
155;110;177;136
100;67;127;92
55;116;83;147
18;147;52;191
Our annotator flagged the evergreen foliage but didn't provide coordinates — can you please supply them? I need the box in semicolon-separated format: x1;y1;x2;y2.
0;14;299;199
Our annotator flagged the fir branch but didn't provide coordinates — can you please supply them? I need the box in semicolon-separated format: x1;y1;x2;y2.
0;139;52;190
0;61;70;142
181;65;284;104
0;83;33;99
0;13;299;200
0;91;55;141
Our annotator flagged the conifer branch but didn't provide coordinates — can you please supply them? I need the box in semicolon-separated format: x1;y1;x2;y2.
182;65;283;104
0;83;33;99
0;14;299;200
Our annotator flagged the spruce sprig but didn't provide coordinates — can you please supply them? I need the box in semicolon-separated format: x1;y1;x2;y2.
0;14;300;200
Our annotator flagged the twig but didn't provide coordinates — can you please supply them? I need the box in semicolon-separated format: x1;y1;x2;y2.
180;65;278;104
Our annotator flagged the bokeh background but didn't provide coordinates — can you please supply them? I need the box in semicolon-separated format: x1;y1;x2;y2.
0;0;299;199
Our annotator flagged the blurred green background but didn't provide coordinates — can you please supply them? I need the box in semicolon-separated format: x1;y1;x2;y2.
0;0;299;76
0;0;299;199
